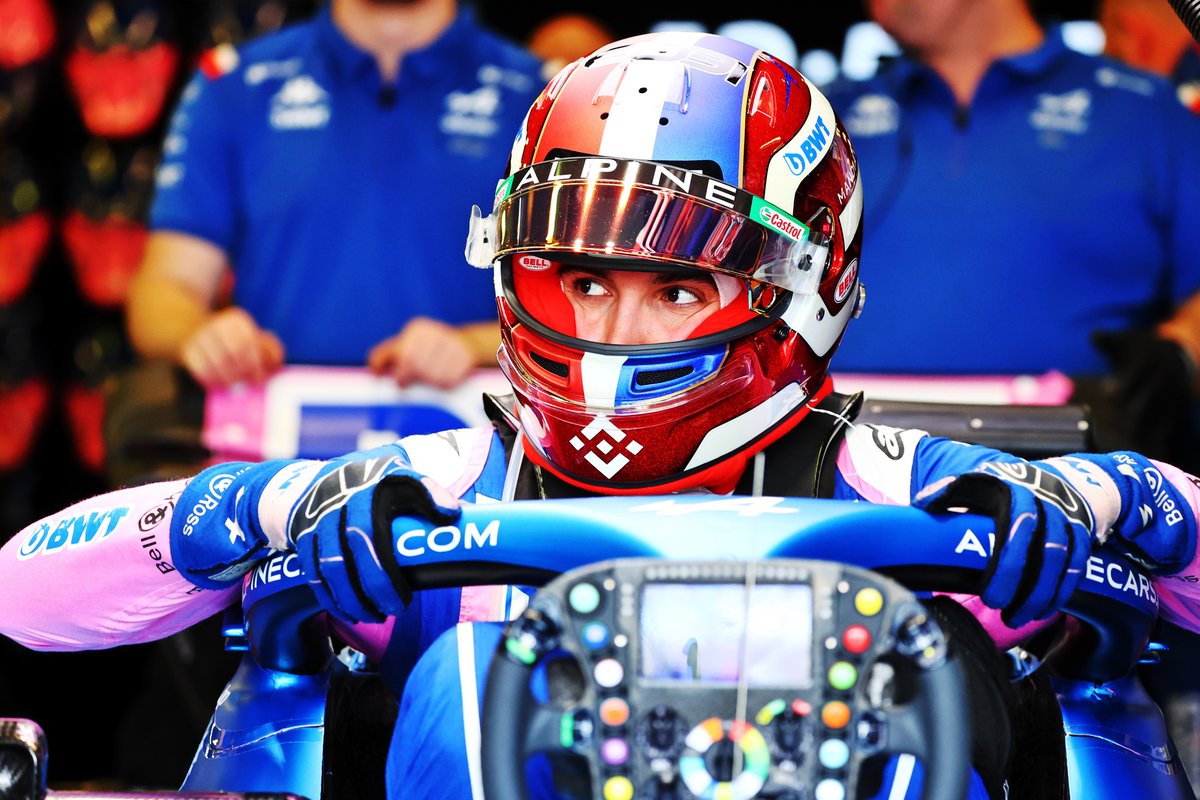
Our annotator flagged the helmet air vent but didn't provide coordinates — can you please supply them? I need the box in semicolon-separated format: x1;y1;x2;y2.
635;366;694;387
530;350;569;378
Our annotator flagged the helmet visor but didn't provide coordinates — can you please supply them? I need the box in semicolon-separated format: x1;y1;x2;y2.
467;156;832;299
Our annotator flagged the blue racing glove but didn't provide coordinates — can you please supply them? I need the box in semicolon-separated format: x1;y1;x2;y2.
913;461;1098;629
172;459;297;588
286;451;461;623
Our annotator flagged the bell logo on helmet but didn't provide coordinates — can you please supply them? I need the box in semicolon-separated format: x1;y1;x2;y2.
517;254;553;271
835;259;858;303
570;414;644;479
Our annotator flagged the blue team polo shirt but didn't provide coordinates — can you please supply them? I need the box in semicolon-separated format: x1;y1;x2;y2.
824;28;1200;376
151;6;544;365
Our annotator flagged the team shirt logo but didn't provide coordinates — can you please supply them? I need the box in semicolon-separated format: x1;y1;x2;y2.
270;75;330;130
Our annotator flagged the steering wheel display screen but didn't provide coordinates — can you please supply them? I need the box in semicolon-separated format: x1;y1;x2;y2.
638;582;814;686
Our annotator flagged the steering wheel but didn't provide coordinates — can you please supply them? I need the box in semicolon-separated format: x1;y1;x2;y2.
481;558;969;800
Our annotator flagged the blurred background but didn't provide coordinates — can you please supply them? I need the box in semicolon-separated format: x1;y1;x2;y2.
0;0;1108;542
0;0;1118;790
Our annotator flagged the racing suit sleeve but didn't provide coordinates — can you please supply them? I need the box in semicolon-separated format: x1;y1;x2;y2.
835;425;1200;635
0;479;238;651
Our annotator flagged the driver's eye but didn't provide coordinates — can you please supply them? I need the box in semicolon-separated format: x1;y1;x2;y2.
573;278;605;296
665;286;700;305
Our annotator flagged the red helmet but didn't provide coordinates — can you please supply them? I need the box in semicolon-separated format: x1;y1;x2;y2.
466;31;864;494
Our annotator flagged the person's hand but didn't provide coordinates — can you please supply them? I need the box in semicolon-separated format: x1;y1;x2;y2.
180;307;285;388
287;454;461;622
913;462;1098;628
1092;327;1195;460
367;316;475;389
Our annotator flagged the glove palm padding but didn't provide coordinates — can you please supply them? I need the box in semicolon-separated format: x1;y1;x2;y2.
288;456;460;623
915;465;1095;629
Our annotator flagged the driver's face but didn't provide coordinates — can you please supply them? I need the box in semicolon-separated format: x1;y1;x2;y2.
561;267;721;345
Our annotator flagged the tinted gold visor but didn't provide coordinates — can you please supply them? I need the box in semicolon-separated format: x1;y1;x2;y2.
466;157;832;298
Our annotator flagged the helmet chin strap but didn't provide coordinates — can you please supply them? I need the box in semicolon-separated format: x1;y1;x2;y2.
519;376;836;497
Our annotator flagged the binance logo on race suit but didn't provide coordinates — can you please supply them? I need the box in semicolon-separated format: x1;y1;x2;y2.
571;414;643;479
270;75;330;130
18;506;132;559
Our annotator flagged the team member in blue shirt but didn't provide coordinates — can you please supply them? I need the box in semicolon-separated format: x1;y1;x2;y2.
126;0;545;389
823;0;1200;463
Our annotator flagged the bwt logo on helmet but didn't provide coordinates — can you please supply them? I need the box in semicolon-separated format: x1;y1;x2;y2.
783;116;832;176
396;519;500;557
18;506;132;559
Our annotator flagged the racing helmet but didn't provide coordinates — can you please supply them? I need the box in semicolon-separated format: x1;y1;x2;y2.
466;31;864;494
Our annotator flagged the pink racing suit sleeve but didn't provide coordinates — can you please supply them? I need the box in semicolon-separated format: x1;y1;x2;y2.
0;479;238;651
1146;459;1200;633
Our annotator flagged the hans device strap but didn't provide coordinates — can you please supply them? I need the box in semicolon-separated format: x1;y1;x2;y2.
734;391;864;499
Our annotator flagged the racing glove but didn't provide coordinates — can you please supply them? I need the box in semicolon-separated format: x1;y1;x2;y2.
913;461;1098;629
1057;451;1198;576
171;459;298;588
284;450;461;623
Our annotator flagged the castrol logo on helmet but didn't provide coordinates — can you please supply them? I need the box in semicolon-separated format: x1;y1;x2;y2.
517;254;553;271
834;258;858;303
753;199;811;242
757;205;807;243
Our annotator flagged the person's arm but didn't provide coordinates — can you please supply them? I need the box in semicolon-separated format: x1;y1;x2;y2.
0;477;239;651
126;230;227;360
367;317;500;388
126;231;284;387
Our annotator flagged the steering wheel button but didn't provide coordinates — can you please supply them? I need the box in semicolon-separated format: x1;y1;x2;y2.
603;775;634;800
756;698;786;725
821;701;851;730
742;734;771;777
854;588;884;617
582;621;611;649
815;778;846;800
791;699;812;716
842;624;871;654
732;771;766;797
594;658;624;688
600;697;630;727
827;661;858;691
679;755;712;795
601;737;630;766
569;582;602;614
818;739;850;770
